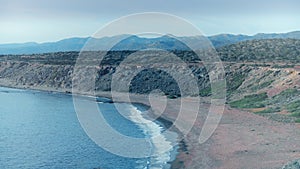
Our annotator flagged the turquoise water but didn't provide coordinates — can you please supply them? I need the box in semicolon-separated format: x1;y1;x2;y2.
0;87;176;169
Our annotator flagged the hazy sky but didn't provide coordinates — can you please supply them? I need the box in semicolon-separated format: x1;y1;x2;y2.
1;0;300;43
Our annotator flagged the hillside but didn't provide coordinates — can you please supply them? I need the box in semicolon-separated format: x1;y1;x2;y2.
218;39;300;63
210;31;300;47
0;38;299;123
2;38;300;63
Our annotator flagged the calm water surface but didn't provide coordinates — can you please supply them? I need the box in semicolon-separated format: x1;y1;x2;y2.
0;87;176;169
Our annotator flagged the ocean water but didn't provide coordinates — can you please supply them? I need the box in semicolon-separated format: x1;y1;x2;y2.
0;87;177;169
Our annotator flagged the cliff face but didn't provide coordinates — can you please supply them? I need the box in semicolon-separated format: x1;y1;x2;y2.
0;58;211;97
0;61;73;90
0;50;212;96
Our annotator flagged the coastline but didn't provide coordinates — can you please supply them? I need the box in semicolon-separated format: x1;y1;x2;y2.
0;82;187;169
3;80;300;168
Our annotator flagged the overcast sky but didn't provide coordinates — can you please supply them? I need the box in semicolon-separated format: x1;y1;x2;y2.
1;0;300;43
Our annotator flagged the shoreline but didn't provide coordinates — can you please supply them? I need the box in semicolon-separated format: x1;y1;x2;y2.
3;81;299;168
0;84;187;168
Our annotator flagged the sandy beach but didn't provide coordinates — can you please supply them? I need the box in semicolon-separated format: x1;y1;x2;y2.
1;80;300;169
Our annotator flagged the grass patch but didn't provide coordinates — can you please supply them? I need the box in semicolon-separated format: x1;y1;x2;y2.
285;100;300;117
255;107;280;114
271;88;300;104
291;110;300;117
273;88;299;99
199;81;226;98
229;92;268;109
286;100;300;113
295;118;300;123
199;87;211;97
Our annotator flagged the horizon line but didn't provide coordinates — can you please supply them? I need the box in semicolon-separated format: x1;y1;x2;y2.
1;30;300;45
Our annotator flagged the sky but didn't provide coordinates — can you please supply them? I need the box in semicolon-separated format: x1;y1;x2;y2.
0;0;300;43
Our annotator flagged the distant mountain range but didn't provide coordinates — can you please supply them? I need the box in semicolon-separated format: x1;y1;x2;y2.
209;31;300;47
1;31;300;55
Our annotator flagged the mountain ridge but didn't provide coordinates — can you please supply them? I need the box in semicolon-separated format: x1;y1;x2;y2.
1;31;300;55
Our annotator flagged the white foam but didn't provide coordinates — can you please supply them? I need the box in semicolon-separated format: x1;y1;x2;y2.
127;105;177;169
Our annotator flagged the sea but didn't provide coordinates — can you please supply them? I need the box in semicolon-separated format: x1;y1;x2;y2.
0;87;178;169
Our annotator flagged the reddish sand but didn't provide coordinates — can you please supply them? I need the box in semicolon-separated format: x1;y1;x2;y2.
209;106;300;169
108;94;300;169
170;103;300;169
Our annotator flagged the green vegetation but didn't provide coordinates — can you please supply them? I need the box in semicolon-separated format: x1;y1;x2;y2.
251;80;274;91
255;107;280;114
294;119;300;123
166;94;180;99
226;70;251;96
218;39;300;63
199;81;226;98
167;95;177;99
286;100;300;113
271;89;300;104
227;73;246;94
259;80;274;89
229;92;268;108
274;89;298;98
199;87;212;97
291;111;300;117
288;100;300;117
